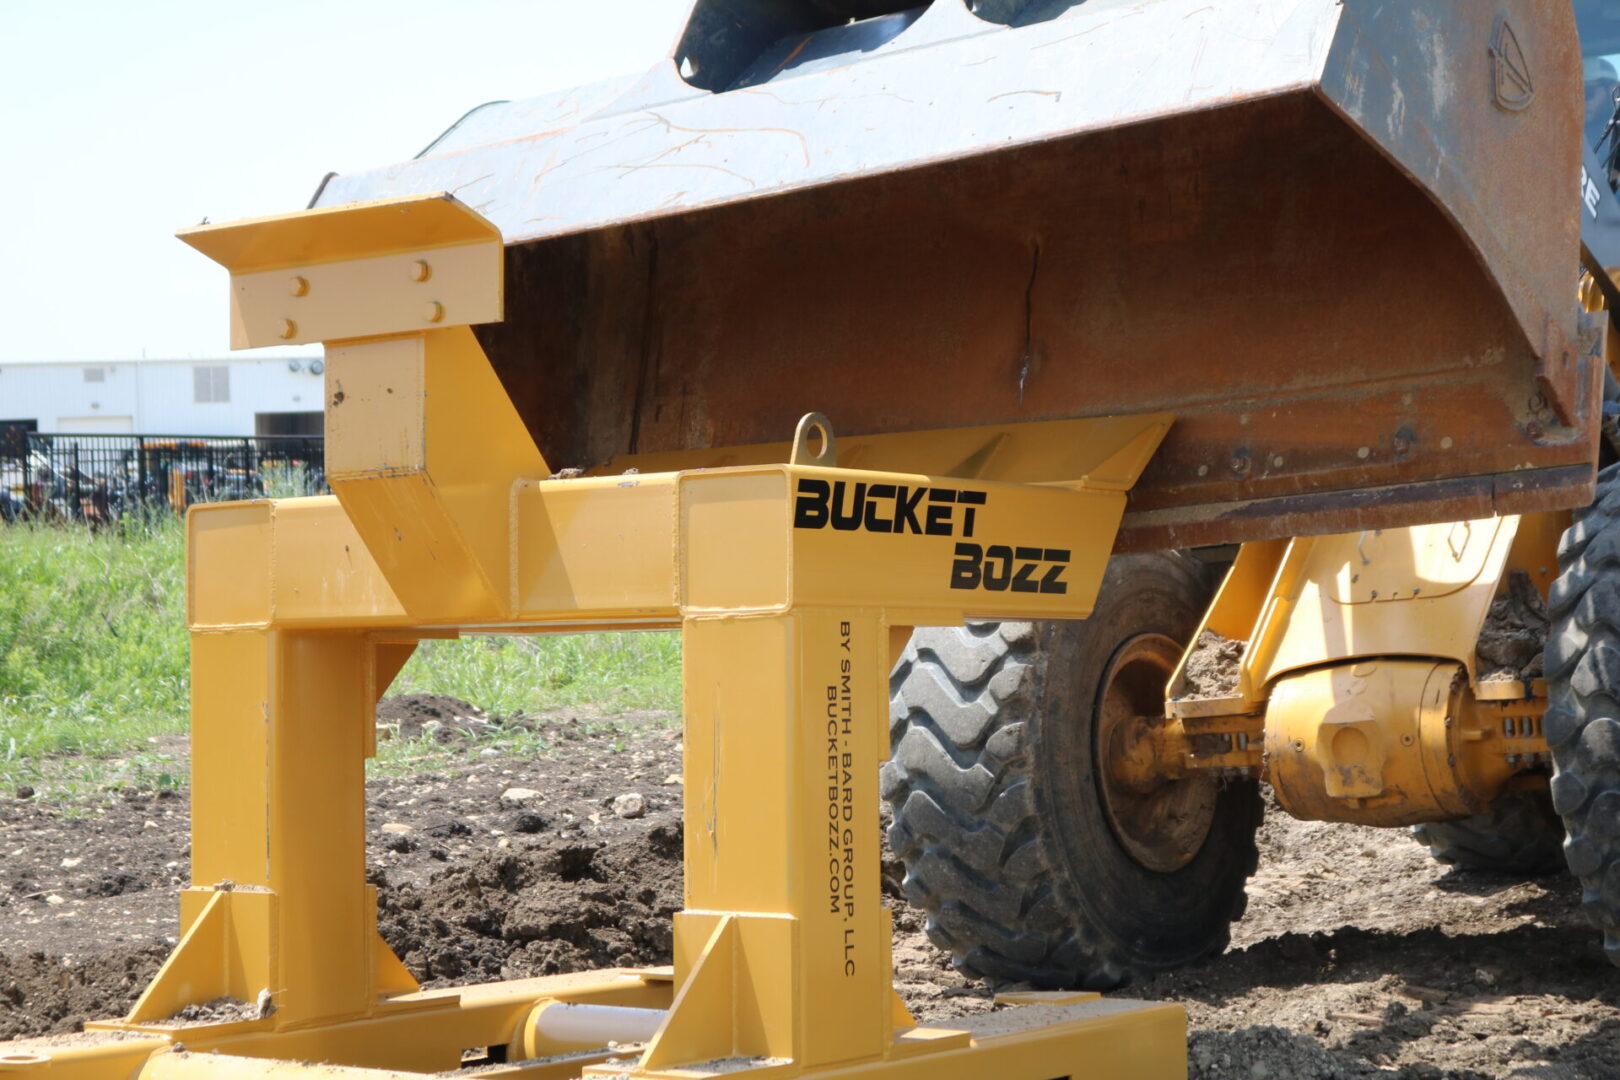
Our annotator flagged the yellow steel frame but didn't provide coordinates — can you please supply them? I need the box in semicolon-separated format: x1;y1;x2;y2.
0;195;1186;1080
1179;516;1562;707
1151;515;1562;826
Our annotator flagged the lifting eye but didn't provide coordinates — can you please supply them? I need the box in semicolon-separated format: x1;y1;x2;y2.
792;412;838;467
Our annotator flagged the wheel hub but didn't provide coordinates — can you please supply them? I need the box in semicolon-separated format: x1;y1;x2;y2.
1095;634;1219;873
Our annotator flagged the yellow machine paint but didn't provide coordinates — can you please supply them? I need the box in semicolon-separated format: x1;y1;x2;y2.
1141;275;1613;830
0;194;1186;1079
1150;517;1561;827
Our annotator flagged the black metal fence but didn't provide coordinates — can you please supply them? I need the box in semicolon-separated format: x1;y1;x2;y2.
0;431;325;524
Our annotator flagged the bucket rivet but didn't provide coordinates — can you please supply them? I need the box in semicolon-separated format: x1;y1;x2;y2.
410;260;432;283
278;319;297;339
423;301;445;324
1356;446;1370;459
288;276;309;297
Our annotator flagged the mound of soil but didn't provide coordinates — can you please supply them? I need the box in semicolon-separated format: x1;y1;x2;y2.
1190;1027;1389;1079
376;823;683;984
1477;571;1548;682
0;948;168;1040
375;694;497;743
1182;630;1245;699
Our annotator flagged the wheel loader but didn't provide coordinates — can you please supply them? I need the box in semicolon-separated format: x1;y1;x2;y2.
886;0;1620;995
0;2;1606;1079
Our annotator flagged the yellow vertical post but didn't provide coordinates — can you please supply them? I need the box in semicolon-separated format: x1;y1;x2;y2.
269;632;377;1024
163;629;403;1027
652;610;890;1070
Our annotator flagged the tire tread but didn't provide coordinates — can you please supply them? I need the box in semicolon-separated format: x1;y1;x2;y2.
882;557;1258;987
1549;462;1620;965
1410;792;1565;875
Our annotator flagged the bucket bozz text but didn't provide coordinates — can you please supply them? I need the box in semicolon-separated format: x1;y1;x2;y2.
792;478;1069;595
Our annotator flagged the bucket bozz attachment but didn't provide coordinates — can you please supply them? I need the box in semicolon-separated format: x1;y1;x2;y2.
0;194;1187;1078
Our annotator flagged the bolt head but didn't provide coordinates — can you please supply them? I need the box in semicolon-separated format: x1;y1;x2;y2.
278;318;297;340
410;260;432;283
288;276;309;297
423;301;445;324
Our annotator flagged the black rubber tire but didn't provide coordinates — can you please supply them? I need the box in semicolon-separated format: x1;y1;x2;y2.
1409;791;1566;875
880;552;1262;990
1547;460;1620;968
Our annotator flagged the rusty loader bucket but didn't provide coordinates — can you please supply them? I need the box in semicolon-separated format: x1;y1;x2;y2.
305;0;1594;548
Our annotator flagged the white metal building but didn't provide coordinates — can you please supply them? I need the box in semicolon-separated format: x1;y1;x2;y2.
0;357;326;436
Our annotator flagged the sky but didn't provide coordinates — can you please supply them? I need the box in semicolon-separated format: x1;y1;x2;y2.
0;0;689;363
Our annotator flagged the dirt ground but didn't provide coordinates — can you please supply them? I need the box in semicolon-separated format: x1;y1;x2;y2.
2;696;1617;1078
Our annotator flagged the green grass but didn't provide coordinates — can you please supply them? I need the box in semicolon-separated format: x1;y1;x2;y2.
391;632;681;717
0;516;682;798
0;516;189;787
372;633;682;772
